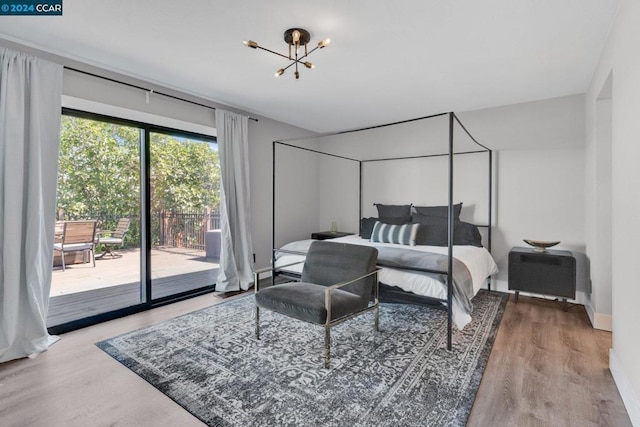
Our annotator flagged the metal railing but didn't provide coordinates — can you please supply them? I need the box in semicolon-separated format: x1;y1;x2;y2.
156;210;220;250
58;209;220;251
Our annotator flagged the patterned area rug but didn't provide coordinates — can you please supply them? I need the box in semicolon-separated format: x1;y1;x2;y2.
97;290;507;427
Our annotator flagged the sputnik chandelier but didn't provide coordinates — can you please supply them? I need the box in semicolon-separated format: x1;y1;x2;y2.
243;28;330;80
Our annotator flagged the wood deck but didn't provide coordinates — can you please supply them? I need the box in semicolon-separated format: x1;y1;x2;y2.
48;247;219;327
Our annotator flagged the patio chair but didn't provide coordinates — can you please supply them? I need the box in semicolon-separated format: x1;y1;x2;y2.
96;218;131;259
54;220;64;242
254;241;380;368
53;220;98;271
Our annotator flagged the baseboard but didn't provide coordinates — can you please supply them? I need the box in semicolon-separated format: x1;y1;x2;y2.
585;300;596;326
579;290;591;304
610;349;640;426
584;299;613;331
593;312;612;331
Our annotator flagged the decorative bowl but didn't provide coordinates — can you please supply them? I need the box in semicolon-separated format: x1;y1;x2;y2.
523;239;560;252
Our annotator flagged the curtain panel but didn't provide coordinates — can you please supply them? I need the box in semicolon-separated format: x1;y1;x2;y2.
0;48;63;363
215;109;254;291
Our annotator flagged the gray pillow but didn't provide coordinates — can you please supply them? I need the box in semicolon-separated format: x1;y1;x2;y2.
360;217;378;239
412;217;482;247
374;203;412;218
413;203;462;220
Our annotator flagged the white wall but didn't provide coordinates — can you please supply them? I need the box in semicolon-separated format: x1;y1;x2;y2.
586;0;640;423
458;96;587;293
63;68;215;129
359;152;490;224
255;129;319;267
316;155;360;234
585;76;613;332
492;148;586;292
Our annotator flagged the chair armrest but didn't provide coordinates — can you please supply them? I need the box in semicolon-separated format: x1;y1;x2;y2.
95;230;111;243
324;269;381;323
274;248;308;256
254;265;274;276
255;247;309;290
324;268;381;292
253;260;306;292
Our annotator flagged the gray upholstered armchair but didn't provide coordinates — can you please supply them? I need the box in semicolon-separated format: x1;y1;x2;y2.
254;240;379;368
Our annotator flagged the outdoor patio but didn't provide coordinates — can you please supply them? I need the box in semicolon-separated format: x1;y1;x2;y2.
48;247;219;327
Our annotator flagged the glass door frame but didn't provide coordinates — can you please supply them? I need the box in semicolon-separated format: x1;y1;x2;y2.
50;108;217;335
147;128;220;304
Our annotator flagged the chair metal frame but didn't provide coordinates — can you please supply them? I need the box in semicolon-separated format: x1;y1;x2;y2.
254;259;380;369
96;218;131;259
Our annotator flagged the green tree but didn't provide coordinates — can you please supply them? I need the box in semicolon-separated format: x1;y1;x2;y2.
57;115;219;248
58;116;140;219
150;133;220;212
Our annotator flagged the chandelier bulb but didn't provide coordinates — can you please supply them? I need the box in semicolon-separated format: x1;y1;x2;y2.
244;40;258;49
304;62;314;69
275;68;285;77
318;38;331;49
295;71;300;80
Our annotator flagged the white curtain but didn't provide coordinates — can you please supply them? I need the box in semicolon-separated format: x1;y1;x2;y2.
215;109;254;291
0;48;63;363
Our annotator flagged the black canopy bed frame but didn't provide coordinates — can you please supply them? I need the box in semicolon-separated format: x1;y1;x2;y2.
270;112;493;350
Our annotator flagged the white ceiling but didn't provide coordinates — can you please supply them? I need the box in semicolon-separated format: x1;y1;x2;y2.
0;0;620;132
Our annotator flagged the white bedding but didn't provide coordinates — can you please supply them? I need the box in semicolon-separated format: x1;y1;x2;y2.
274;235;498;330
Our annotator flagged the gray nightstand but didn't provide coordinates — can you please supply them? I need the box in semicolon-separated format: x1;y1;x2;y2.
508;247;576;305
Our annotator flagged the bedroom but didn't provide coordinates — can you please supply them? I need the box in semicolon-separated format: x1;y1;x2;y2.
0;0;638;426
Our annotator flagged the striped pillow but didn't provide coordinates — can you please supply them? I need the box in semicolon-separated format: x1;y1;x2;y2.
370;221;419;246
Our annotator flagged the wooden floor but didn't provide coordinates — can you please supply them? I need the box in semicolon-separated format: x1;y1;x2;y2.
0;293;631;427
48;248;219;326
50;247;217;295
468;295;631;427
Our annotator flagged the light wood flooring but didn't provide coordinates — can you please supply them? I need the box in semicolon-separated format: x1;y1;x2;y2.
469;295;631;426
48;248;219;326
0;293;631;427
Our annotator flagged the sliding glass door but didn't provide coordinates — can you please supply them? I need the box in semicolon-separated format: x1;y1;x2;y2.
48;111;218;332
49;114;142;327
149;131;220;301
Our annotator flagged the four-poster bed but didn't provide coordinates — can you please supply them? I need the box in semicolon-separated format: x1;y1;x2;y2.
269;112;496;350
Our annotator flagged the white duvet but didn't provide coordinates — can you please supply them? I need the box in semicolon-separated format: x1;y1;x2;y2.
274;235;499;330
